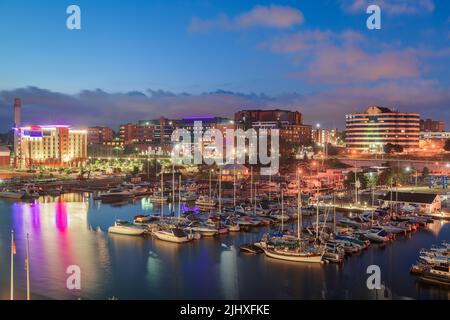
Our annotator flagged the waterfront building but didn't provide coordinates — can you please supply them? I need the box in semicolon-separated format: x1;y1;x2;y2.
87;126;114;145
345;106;420;153
14;125;87;168
220;163;249;181
234;109;312;156
137;117;178;146
420;118;445;132
0;145;10;167
419;131;450;152
120;123;155;145
420;131;450;140
380;192;441;213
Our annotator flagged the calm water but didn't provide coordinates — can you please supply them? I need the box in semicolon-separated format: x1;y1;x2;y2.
0;193;448;300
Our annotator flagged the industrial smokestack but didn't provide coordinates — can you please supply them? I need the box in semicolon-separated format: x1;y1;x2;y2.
14;98;21;128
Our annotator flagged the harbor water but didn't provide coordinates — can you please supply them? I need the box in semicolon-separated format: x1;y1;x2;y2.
0;193;448;300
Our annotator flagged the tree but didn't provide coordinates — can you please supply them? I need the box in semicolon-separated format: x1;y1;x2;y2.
377;165;405;187
444;139;450;152
344;171;368;190
422;167;430;180
384;143;404;154
326;143;339;156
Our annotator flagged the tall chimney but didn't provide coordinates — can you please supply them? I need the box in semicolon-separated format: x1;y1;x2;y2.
14;98;21;128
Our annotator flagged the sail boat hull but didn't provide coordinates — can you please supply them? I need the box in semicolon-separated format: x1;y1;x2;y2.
256;243;324;263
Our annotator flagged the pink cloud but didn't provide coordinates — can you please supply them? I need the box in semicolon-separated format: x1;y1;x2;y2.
188;5;304;32
340;0;435;15
292;47;420;83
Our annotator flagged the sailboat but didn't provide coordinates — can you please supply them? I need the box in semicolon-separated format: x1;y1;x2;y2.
256;239;324;263
256;183;324;263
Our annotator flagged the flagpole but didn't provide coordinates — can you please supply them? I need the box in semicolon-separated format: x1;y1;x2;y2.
10;230;14;300
26;233;30;300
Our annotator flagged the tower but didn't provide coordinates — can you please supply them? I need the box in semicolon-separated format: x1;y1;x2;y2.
14;98;21;128
13;98;22;168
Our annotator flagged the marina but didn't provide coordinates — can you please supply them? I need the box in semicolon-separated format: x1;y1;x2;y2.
0;190;448;300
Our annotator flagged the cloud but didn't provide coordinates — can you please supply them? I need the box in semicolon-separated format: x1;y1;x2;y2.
291;47;420;83
262;30;420;84
188;5;304;32
1;83;449;132
340;0;435;15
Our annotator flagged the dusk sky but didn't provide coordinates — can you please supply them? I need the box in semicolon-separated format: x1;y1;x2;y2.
0;0;449;130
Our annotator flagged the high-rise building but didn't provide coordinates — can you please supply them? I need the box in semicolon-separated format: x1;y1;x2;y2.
14;125;87;168
345;106;420;153
420;118;445;132
235;109;312;155
87;126;114;144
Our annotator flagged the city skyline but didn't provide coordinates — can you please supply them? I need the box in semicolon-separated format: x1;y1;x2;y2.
1;0;450;130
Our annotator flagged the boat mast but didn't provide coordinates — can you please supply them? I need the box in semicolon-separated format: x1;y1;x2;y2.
333;191;336;234
268;170;272;200
297;169;302;241
254;175;257;214
316;183;319;240
178;175;181;219
250;166;253;206
219;168;222;214
161;165;164;218
209;169;212;199
233;167;236;208
172;163;175;214
281;189;284;233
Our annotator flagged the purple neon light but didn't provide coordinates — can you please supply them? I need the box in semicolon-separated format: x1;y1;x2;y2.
182;116;216;121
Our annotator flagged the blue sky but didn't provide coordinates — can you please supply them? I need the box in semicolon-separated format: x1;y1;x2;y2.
0;0;449;130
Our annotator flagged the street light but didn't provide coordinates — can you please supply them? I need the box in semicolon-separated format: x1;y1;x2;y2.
405;166;418;186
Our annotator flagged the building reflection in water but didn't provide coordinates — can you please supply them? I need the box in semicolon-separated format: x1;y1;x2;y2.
9;194;111;299
219;245;239;299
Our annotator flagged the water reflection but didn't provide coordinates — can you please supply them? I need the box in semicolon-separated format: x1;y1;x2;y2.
0;194;448;300
220;246;239;299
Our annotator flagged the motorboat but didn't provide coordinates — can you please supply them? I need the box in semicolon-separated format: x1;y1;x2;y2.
227;223;240;232
100;188;134;202
0;190;26;199
195;196;216;208
180;192;197;202
418;265;450;287
148;192;169;203
268;210;290;223
153;228;191;243
323;242;345;263
372;222;405;235
185;222;219;237
359;227;391;243
133;215;152;223
108;220;146;236
129;186;150;197
335;235;370;249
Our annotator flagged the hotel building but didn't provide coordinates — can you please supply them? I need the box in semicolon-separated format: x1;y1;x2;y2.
345;106;420;153
14;125;87;168
235;109;312;155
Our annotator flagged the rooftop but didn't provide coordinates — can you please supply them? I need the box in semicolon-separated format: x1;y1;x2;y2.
380;192;439;204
